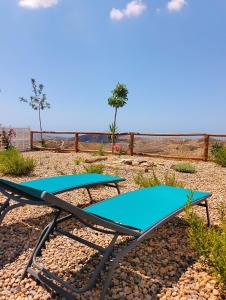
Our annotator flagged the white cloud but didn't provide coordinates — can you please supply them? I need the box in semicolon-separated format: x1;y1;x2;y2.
124;0;146;17
110;0;146;21
110;8;124;21
167;0;186;12
18;0;58;9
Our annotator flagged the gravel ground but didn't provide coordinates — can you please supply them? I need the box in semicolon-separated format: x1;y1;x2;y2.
0;151;226;300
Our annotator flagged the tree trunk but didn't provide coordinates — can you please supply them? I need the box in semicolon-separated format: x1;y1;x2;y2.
112;108;118;153
38;107;43;142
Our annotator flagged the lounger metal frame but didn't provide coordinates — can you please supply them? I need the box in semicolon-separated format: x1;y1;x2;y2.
0;179;122;225
20;190;211;300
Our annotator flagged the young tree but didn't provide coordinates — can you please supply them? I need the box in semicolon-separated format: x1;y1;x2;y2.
20;78;50;144
107;83;128;151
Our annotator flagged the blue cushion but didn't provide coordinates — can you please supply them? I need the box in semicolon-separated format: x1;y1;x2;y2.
0;174;124;200
85;185;211;231
21;174;124;194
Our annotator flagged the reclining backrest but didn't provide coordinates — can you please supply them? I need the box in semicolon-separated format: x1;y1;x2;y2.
0;178;45;202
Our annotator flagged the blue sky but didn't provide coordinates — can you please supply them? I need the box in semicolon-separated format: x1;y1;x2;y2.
0;0;226;133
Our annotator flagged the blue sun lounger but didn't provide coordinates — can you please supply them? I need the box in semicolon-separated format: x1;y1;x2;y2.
0;181;211;299
0;174;125;224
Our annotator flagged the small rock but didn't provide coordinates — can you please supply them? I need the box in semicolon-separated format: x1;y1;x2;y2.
122;159;133;165
212;289;219;296
140;162;149;167
84;156;107;163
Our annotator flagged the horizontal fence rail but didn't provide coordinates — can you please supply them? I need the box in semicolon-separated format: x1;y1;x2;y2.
30;131;226;161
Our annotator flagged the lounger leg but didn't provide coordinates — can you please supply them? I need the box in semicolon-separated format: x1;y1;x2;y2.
0;202;24;225
0;198;10;213
205;200;210;227
0;198;10;223
86;188;93;202
21;210;61;279
99;256;120;300
197;200;211;227
115;183;121;195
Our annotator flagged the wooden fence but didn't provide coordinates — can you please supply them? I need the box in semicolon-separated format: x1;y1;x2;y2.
30;131;226;161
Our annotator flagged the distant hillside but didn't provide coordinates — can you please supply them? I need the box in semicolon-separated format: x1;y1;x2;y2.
34;133;127;143
79;134;110;143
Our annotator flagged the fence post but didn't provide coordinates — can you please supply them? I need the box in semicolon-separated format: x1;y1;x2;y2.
203;134;209;161
30;131;34;150
129;133;134;156
74;133;79;152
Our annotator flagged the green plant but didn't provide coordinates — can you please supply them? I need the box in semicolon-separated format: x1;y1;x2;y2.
211;141;224;157
175;163;196;173
97;143;105;156
185;199;226;286
213;147;226;167
0;148;36;176
134;171;184;188
164;173;184;187
107;83;128;147
184;194;212;257
83;164;105;174
108;123;119;144
210;141;226;167
74;157;83;165
118;147;124;156
20;78;50;142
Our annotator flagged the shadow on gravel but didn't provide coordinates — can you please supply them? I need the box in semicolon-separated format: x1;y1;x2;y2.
0;188;109;269
0;209;86;269
0;212;205;299
29;217;198;300
0;210;56;269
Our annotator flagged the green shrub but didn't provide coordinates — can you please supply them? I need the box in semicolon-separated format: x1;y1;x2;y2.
0;148;36;176
83;164;105;174
214;147;226;167
211;141;224;157
164;173;184;187
74;157;83;165
175;163;196;173
97;143;105;156
185;200;226;286
210;141;226;167
134;171;184;188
